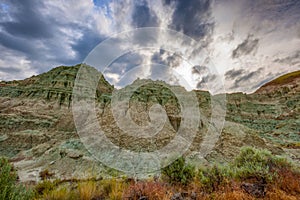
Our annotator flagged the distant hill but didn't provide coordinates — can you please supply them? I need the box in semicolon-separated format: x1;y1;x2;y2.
255;70;300;95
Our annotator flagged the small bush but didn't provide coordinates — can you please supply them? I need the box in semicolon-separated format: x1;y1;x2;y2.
161;156;195;185
231;147;291;183
35;180;56;196
198;165;230;192
0;157;33;200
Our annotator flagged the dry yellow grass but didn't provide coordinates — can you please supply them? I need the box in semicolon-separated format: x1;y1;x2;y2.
109;180;127;200
78;181;97;200
41;187;70;200
215;190;255;200
266;189;298;200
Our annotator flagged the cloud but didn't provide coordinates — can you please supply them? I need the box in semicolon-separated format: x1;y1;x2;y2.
151;49;182;68
105;51;144;76
232;34;259;59
0;0;53;39
0;0;300;94
0;0;111;78
253;76;275;90
225;69;245;80
147;63;180;86
273;50;300;66
211;0;300;92
0;31;39;58
234;68;263;86
196;74;217;89
0;45;38;81
191;65;209;75
0;66;21;74
71;29;103;62
225;68;264;92
104;72;120;84
163;0;214;41
132;0;159;27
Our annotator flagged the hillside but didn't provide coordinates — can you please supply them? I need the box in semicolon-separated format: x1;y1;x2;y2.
255;70;300;95
0;65;299;183
0;64;113;107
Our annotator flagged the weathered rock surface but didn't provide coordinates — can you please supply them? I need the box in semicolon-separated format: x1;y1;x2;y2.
0;64;299;182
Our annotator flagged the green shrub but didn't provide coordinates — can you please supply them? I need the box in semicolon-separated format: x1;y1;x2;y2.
161;157;195;185
231;147;292;183
35;180;57;196
195;147;295;193
0;157;33;200
198;165;230;192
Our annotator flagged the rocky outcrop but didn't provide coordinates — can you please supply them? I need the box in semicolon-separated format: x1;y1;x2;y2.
0;64;113;107
0;65;299;182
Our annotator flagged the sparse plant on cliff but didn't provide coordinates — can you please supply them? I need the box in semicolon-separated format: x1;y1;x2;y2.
0;157;33;200
39;169;55;180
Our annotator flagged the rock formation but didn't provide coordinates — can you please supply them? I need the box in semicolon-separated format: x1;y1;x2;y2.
0;64;299;182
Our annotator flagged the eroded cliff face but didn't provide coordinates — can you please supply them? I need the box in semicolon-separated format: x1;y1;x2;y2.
0;64;113;107
0;65;299;182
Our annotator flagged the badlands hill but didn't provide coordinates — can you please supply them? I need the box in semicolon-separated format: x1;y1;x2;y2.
0;64;299;183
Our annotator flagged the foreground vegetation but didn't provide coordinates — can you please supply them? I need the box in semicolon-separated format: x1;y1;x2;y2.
0;158;33;200
1;147;300;199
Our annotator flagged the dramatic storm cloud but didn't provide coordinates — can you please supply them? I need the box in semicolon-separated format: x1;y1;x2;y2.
163;0;214;40
0;0;299;93
232;35;259;59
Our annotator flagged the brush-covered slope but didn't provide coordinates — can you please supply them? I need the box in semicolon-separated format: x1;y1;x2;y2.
0;65;299;183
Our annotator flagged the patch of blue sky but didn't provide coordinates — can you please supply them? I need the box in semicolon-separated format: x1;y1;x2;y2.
93;0;113;19
93;0;111;7
0;2;9;12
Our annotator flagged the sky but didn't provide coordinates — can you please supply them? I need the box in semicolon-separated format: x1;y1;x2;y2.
0;0;299;93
